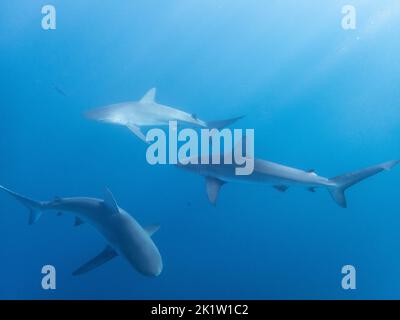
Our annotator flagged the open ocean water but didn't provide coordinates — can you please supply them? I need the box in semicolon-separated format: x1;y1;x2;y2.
1;0;400;299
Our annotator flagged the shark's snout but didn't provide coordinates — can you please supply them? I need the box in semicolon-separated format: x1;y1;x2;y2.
151;263;163;277
84;108;109;121
127;256;163;277
84;106;127;126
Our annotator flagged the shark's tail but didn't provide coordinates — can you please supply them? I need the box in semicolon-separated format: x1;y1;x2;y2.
206;115;245;129
327;160;399;208
0;185;45;225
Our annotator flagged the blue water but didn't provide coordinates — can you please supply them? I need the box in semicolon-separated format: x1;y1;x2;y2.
1;0;400;299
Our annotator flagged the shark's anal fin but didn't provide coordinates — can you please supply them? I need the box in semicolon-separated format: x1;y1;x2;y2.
72;245;118;276
126;123;148;143
145;224;160;237
140;88;156;103
74;216;85;226
273;185;289;192
205;177;226;206
103;188;120;215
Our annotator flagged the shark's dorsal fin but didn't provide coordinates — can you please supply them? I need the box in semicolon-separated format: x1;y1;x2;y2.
72;245;118;276
205;177;226;206
145;224;160;237
103;188;120;215
140;88;156;103
307;169;317;176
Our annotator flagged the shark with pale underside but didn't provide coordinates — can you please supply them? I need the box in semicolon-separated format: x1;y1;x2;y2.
0;185;162;277
85;88;244;142
178;155;399;207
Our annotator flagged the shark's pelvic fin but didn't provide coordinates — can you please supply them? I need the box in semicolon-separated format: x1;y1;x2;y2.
327;160;399;208
145;224;161;237
103;188;120;215
0;185;44;225
206;115;245;129
72;245;118;276
205;177;226;206
140;88;156;103
74;216;85;227
273;185;289;192
126;123;148;143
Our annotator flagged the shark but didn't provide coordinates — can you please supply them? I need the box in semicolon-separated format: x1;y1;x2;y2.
0;185;163;277
177;156;399;207
84;88;244;142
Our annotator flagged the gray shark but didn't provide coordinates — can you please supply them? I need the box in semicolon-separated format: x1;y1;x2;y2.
85;88;244;142
178;156;399;207
0;185;162;277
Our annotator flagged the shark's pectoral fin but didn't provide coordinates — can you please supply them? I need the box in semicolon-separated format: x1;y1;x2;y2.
74;216;85;226
28;210;42;225
206;115;245;129
126;123;148;144
205;177;226;206
140;88;156;103
273;185;289;192
145;224;161;237
103;188;120;215
72;245;118;276
308;187;316;193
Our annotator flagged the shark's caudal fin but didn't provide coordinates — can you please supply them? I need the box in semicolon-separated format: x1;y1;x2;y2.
206;115;245;129
0;185;45;225
327;160;399;208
